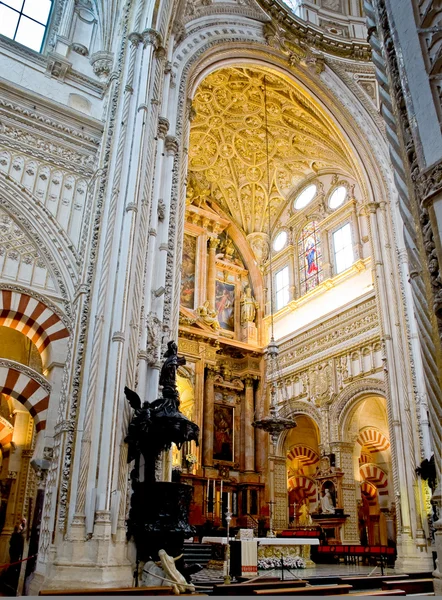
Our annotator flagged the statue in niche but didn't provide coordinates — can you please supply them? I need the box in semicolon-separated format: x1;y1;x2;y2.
124;341;200;484
197;300;220;330
240;286;259;324
320;489;335;514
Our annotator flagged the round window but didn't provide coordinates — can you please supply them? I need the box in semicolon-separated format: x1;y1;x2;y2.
273;230;288;252
294;184;317;209
329;186;347;209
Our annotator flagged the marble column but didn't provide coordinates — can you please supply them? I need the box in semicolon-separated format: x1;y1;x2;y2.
207;238;219;310
203;368;215;467
244;378;255;472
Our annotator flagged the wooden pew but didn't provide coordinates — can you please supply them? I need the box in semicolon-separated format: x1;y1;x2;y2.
253;583;353;595
214;580;307;595
340;574;409;590
348;591;405;596
382;578;434;595
39;586;175;596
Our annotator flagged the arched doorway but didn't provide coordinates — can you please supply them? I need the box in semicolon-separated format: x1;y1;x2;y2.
347;396;394;546
285;416;320;525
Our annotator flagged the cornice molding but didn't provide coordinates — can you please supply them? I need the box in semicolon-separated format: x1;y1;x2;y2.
256;0;371;61
0;36;105;98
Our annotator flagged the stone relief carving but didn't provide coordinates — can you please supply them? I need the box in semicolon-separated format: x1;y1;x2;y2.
146;312;163;366
247;232;269;269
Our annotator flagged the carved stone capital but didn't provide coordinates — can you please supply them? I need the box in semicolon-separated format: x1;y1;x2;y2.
90;51;114;79
208;237;220;251
158;117;170;139
71;43;88;56
128;32;143;47
165;136;179;155
141;28;162;49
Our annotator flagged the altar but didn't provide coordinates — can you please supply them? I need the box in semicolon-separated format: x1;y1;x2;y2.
201;536;319;569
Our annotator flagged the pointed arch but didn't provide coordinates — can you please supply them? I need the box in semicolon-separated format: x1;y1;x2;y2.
329;379;387;441
0;171;78;302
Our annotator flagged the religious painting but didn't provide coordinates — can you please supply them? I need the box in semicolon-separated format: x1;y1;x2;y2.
215;280;235;331
298;221;323;295
213;404;234;462
181;234;197;308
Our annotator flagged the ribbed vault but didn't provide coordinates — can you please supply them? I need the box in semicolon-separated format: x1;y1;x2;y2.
188;66;358;235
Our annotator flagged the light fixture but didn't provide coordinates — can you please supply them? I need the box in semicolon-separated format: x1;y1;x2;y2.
252;74;297;537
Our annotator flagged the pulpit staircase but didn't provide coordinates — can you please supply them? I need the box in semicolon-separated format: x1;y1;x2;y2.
183;542;213;567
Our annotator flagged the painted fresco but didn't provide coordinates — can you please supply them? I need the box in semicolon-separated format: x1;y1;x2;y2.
213;404;234;462
181;234;197;308
215;280;235;331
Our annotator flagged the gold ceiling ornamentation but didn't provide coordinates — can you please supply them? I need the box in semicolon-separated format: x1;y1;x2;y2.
188;67;358;235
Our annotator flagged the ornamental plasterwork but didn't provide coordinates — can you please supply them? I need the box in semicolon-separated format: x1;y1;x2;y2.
189;66;357;236
325;58;384;132
0;151;88;252
0;83;102;176
278;296;378;364
182;0;269;24
0;208;58;294
257;0;371;61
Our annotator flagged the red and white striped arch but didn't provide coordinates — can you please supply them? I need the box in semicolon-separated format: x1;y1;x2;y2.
0;289;69;355
356;428;390;453
360;464;389;496
361;480;378;505
0;418;13;449
288;475;317;501
287;446;319;467
0;365;48;432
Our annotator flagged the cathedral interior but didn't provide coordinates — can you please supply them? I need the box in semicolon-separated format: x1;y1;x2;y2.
0;0;441;594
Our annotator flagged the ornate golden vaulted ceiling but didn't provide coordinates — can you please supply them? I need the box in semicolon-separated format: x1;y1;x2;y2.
188;67;358;235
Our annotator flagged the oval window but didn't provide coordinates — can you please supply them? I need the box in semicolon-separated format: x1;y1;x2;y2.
329;186;347;209
273;231;287;252
294;184;317;209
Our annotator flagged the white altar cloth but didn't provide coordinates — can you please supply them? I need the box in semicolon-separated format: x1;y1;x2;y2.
202;536;319;546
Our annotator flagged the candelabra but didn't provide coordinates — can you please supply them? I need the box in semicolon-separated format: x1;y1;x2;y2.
224;510;232;584
253;341;297;536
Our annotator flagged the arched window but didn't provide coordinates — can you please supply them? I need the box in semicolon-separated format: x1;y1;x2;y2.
0;0;53;52
298;221;322;295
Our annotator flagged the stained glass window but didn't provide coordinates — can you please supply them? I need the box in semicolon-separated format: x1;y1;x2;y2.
299;221;322;295
0;0;53;52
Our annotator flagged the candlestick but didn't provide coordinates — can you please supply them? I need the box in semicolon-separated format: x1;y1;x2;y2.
220;479;223;499
227;492;231;513
206;479;209;504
